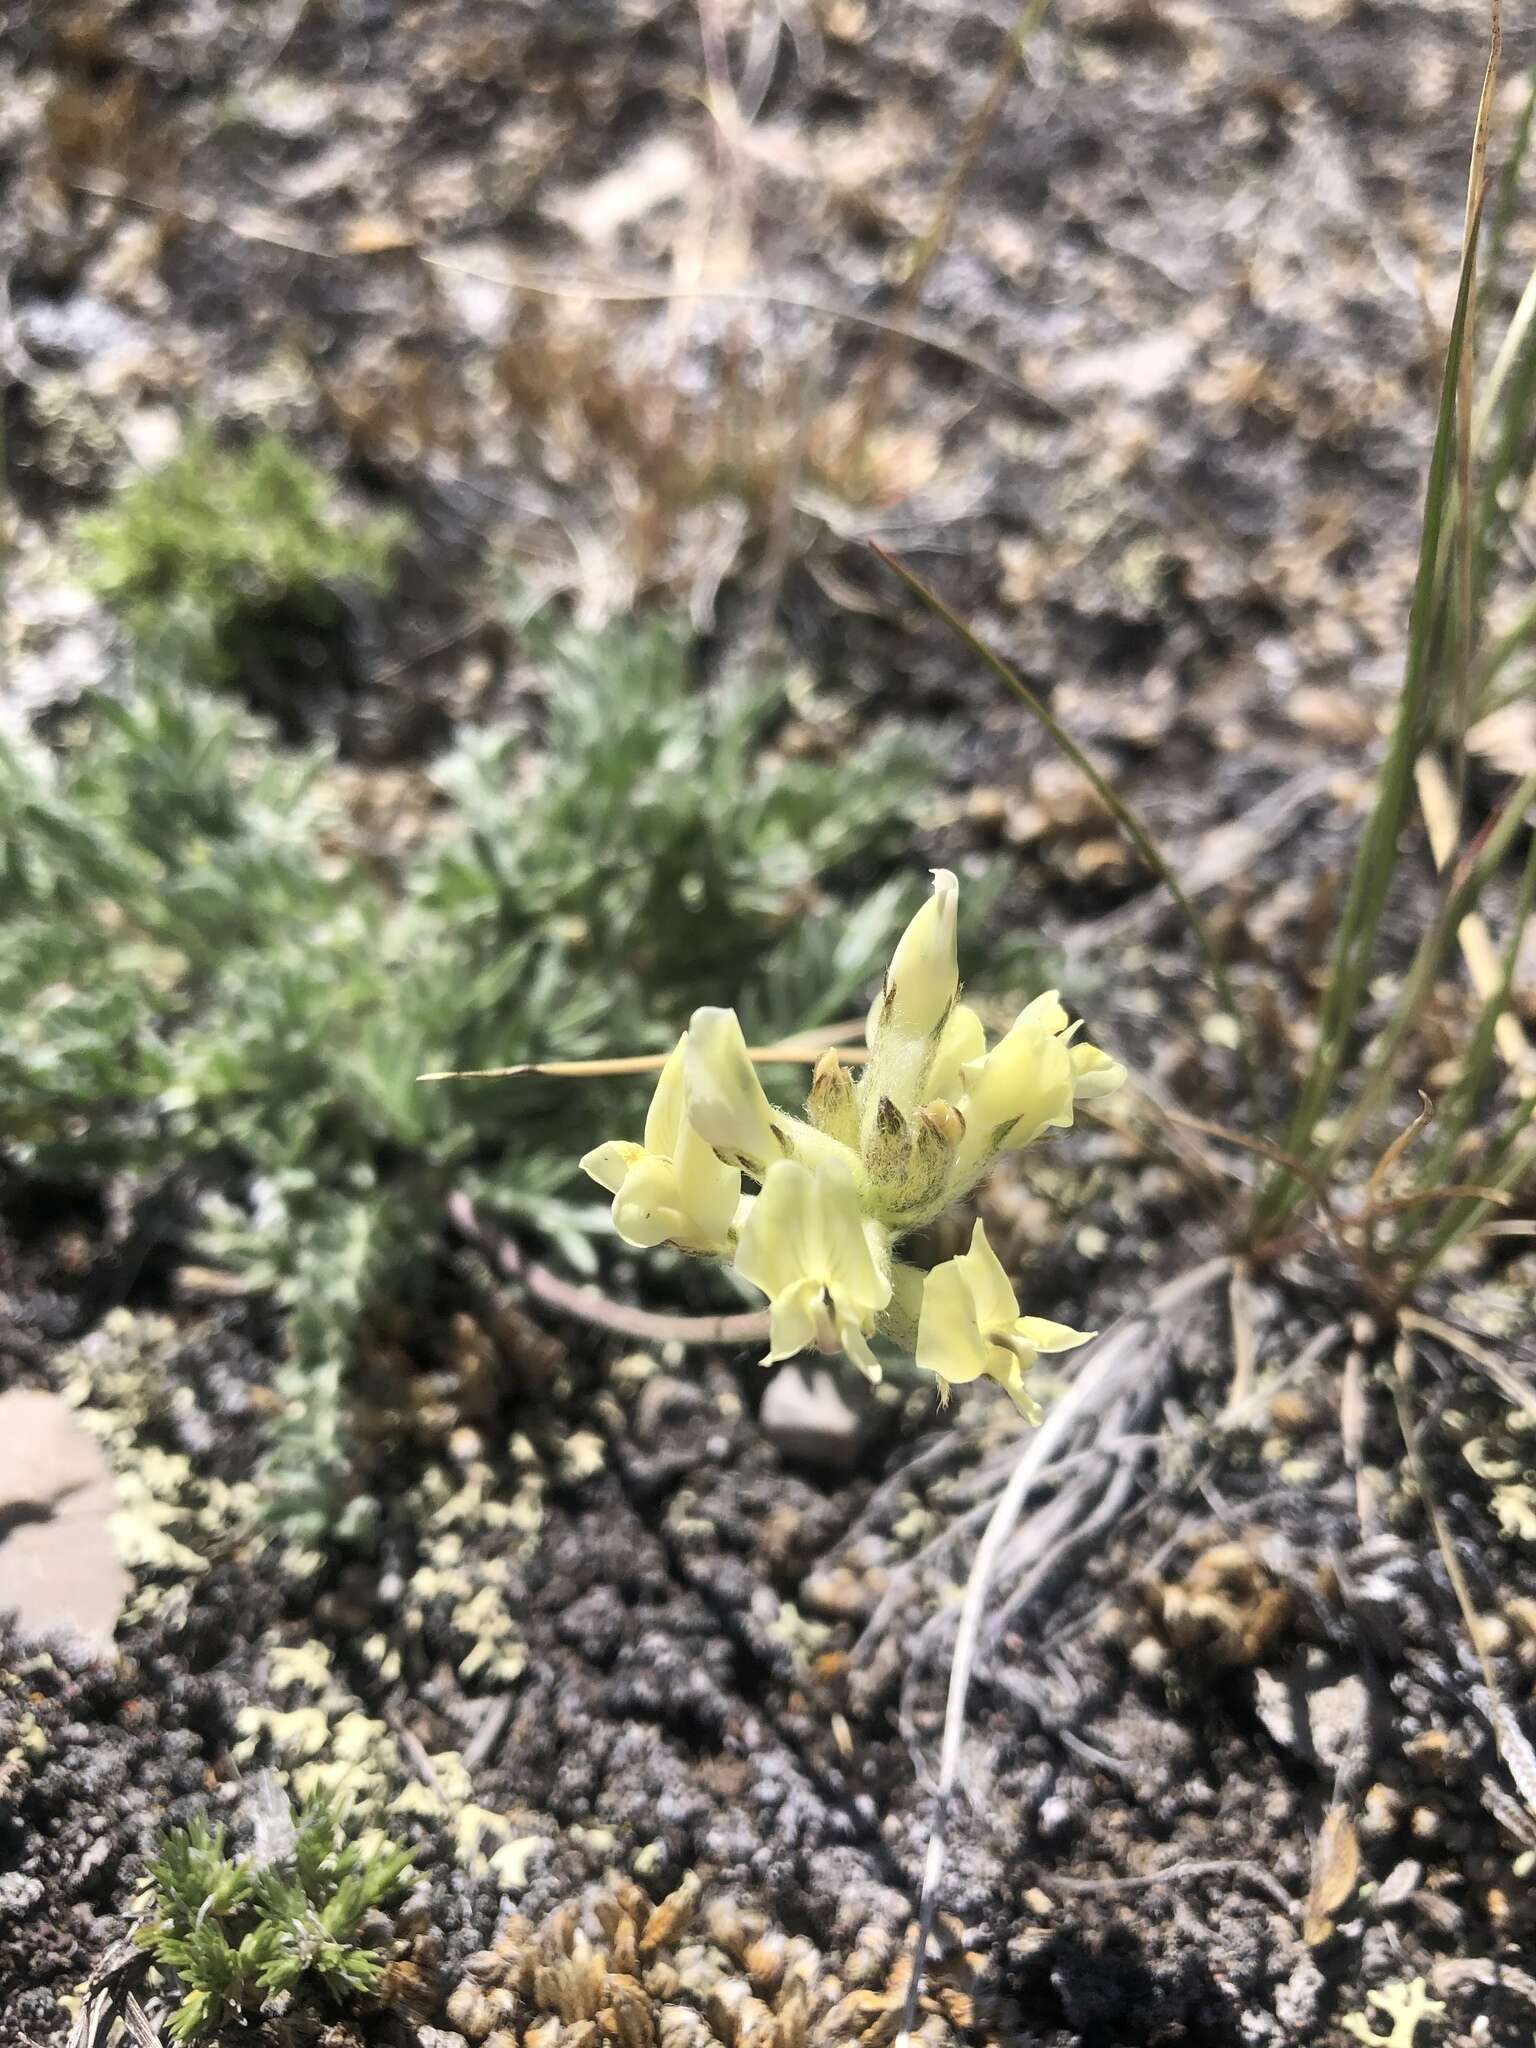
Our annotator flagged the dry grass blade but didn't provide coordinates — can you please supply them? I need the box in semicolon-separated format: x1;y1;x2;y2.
64;172;1042;406
1452;1;1503;741
1303;1804;1361;1946
861;0;1050;427
869;543;1258;1110
892;1257;1232;2046
418;1019;870;1082
1397;1307;1536;1421
1480;65;1536;339
1310;764;1536;1195
1365;1092;1434;1211
1414;751;1533;1079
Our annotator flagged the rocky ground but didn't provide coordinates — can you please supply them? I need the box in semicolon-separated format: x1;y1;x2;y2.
6;1;1536;2044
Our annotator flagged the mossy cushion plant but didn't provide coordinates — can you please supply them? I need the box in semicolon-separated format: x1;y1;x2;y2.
77;425;407;698
136;1789;413;2041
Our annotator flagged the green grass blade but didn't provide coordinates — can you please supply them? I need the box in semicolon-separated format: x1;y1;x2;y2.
1257;176;1489;1224
1314;766;1536;1180
1401;1083;1536;1289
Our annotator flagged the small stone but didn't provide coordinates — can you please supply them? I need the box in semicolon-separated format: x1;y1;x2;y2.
1307;1673;1368;1772
759;1366;869;1471
1360;1782;1403;1839
1268;1390;1314;1435
1374;1859;1422;1910
1129;1635;1167;1677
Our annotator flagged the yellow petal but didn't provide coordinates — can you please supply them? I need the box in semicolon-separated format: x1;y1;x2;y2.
763;1276;821;1364
734;1159;817;1303
1069;1041;1126;1101
956;1219;1019;1331
915;1253;992;1386
813;1156;892;1317
642;1034;690;1154
1017;989;1069;1036
610;1155;693;1249
927;1003;986;1102
1014;1316;1094;1354
579;1140;643;1195
672;1117;742;1249
685;1006;784;1172
839;1314;884;1384
958;1022;1074;1163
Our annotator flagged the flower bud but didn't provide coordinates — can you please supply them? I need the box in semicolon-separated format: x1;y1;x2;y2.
917;1100;965;1149
863;1093;912;1190
806;1047;859;1146
879;869;959;1044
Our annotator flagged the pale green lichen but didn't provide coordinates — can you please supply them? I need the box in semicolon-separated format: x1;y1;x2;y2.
58;1310;261;1620
234;1638;542;1881
400;1438;545;1684
1342;1978;1445;2048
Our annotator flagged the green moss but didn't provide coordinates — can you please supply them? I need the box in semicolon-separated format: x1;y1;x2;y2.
78;426;406;683
136;1790;413;2042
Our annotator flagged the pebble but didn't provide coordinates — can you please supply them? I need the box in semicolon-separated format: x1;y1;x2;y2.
759;1365;869;1471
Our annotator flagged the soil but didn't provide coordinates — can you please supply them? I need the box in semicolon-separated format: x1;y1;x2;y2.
5;2;1536;2045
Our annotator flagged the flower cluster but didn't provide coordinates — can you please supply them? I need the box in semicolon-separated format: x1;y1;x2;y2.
581;871;1124;1415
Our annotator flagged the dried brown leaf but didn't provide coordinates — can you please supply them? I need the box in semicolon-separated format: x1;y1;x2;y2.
1303;1803;1361;1944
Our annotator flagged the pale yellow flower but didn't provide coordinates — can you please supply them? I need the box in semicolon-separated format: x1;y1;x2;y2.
734;1158;892;1382
915;1219;1091;1416
952;994;1076;1178
580;1035;739;1254
686;1004;860;1182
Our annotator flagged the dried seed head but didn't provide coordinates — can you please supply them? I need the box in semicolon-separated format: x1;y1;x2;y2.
464;1947;509;1987
601;1973;658;2048
641;1872;702;1955
658;2006;714;2048
611;1913;641;1979
704;1977;757;2042
445;1981;497;2041
741;1932;786;1998
643;1957;682;2001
